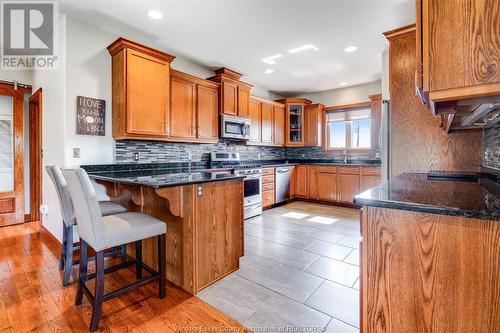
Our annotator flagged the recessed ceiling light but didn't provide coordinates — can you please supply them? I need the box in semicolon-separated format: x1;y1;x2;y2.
340;82;348;86
261;54;283;65
147;10;163;20
344;46;358;53
265;68;274;74
288;44;319;54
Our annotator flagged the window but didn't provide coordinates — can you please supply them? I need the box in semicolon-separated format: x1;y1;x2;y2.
326;106;371;150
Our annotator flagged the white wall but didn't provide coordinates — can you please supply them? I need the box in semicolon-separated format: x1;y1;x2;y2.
294;81;382;106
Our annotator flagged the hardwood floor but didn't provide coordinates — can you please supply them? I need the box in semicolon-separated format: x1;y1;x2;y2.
0;222;249;332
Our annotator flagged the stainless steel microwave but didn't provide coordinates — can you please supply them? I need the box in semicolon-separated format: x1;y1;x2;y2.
220;114;251;140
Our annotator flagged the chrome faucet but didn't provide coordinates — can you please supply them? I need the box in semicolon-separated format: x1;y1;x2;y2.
343;147;348;164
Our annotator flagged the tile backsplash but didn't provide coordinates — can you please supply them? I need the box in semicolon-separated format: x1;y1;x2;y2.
484;122;500;169
115;140;378;164
115;140;285;163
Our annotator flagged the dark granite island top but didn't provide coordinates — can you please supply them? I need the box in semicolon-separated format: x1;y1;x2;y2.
354;173;500;221
86;169;244;189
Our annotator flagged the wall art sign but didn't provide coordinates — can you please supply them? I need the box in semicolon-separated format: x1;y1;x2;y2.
76;96;105;136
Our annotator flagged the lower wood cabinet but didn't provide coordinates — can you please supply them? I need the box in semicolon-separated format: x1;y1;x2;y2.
291;165;381;205
315;166;338;202
294;165;309;197
262;167;275;208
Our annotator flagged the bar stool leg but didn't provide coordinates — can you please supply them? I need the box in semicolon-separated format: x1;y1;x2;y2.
90;251;105;332
120;244;127;263
59;224;67;271
63;225;74;286
158;234;166;299
75;240;88;306
135;240;142;279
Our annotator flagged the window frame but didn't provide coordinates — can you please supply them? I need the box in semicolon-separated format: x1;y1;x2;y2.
323;101;374;152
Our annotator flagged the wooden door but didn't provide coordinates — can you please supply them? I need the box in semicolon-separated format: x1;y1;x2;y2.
295;166;309;197
338;174;360;203
317;167;337;202
126;49;169;136
273;105;285;146
221;81;238;115
261;102;274;143
304;104;322;147
0;83;28;226
237;85;250;117
29;89;42;222
248;98;261;142
170;76;197;138
196;85;218;140
308;166;318;200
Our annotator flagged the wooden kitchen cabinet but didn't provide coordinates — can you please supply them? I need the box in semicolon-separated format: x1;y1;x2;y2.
273;105;285;146
196;84;219;141
209;67;253;117
308;166;318;200
294;165;309;197
170;75;197;139
275;98;312;147
304;103;324;147
316;166;338;202
360;167;382;193
108;38;175;140
249;97;261;142
237;85;251;117
415;0;500;109
248;97;285;147
261;102;274;144
170;70;219;143
262;167;275;208
337;167;360;203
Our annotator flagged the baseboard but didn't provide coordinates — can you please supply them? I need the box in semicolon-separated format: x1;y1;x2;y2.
40;224;62;245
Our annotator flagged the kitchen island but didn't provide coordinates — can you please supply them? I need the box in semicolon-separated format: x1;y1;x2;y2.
354;172;500;332
84;164;244;295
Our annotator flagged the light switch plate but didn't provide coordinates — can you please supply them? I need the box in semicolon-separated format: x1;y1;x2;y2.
73;148;81;158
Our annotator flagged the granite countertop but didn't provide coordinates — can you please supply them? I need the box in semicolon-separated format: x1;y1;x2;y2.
259;159;381;168
354;173;500;221
88;169;244;189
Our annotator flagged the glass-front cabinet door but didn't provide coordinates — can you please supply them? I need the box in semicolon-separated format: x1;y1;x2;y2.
287;104;303;145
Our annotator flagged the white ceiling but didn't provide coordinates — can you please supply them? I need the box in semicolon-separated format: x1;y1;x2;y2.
60;0;414;96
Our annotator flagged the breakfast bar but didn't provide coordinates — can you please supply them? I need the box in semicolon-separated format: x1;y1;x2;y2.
85;165;245;295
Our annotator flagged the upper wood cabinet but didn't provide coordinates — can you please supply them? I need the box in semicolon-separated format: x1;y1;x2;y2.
261;101;274;144
273;105;285;146
415;0;500;110
304;103;324;147
248;97;261;142
170;70;219;143
108;38;175;140
275;98;312;147
208;68;252;118
248;96;285;147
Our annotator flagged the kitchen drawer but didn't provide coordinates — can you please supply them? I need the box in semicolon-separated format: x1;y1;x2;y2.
316;165;337;173
263;190;275;208
262;174;275;184
338;166;360;175
360;167;381;175
262;167;275;176
262;182;275;191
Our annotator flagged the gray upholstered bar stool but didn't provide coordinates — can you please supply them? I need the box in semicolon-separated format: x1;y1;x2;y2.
46;165;128;286
63;168;167;332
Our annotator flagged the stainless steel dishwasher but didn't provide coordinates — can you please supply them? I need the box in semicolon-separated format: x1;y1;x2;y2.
275;166;291;203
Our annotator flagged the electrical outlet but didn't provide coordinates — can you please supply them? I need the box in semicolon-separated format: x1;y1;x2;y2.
39;204;49;215
73;148;81;158
133;152;140;161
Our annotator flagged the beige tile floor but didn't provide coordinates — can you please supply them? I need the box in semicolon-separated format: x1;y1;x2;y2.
198;201;361;333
